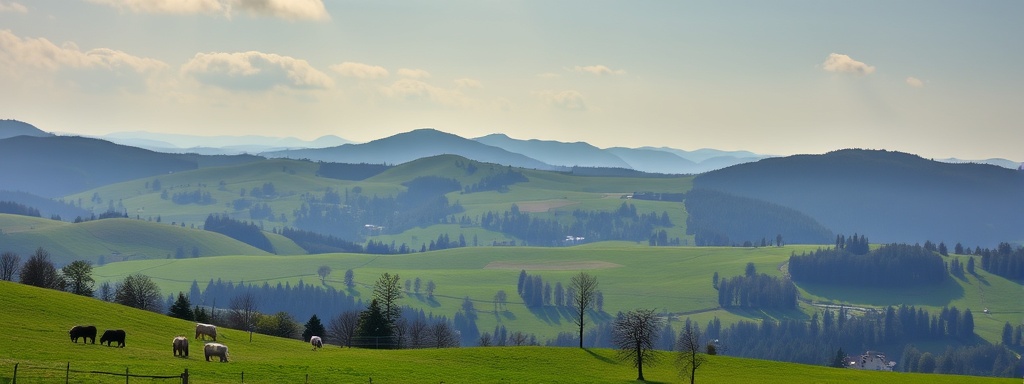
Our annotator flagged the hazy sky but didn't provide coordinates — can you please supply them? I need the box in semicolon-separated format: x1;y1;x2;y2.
1;1;1021;161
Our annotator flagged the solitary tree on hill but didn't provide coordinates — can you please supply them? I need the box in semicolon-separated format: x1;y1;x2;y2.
302;314;326;342
62;260;95;297
317;265;332;284
168;292;194;320
613;308;662;381
570;271;598;348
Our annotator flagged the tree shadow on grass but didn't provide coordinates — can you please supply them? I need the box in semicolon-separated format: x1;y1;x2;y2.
798;277;965;307
584;348;617;365
528;306;564;325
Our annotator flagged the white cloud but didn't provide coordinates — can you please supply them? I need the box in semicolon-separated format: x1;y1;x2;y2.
536;89;587;111
572;65;625;76
822;53;875;75
380;78;472;108
454;78;482;89
0;1;27;13
232;0;329;21
905;76;924;88
181;51;333;91
87;0;330;21
329;61;389;79
397;68;431;79
87;0;225;15
0;29;167;73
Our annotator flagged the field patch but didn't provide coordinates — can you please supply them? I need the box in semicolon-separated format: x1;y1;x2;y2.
515;199;578;212
483;260;622;270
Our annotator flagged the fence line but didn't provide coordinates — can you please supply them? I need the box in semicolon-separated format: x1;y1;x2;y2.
7;362;187;384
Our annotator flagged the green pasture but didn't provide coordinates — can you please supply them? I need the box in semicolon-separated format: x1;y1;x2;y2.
0;215;275;265
0;281;1014;384
92;244;817;339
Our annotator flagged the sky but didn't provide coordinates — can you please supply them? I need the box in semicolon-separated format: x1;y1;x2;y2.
0;0;1021;161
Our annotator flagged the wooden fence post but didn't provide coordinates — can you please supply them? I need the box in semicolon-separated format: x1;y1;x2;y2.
125;367;129;384
181;368;189;384
241;371;244;383
65;362;69;384
12;362;17;384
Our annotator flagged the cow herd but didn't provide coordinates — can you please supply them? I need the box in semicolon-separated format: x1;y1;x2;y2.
68;322;326;362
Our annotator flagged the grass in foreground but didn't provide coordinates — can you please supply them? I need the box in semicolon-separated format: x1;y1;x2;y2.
2;282;1017;383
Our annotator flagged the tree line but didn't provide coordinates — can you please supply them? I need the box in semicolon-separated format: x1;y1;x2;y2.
478;202;673;246
716;263;797;309
684;188;834;246
789;242;948;288
204;214;276;254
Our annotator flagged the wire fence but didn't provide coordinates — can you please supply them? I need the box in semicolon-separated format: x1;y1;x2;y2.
4;362;187;384
3;362;341;384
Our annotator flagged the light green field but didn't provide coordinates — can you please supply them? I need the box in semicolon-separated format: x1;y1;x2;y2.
91;244;1024;347
58;155;695;248
1;281;1013;384
0;215;281;265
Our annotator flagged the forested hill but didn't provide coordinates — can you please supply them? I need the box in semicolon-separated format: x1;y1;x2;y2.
693;149;1024;246
0;136;258;197
0;135;198;197
0;119;53;139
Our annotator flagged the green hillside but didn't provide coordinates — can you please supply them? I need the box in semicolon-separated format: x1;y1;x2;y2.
0;215;278;265
61;155;696;249
0;281;1013;384
92;243;1023;348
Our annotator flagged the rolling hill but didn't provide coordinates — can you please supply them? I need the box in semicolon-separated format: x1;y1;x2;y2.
1;281;1014;383
474;133;633;169
263;129;558;170
694;149;1024;246
0;119;53;139
0;215;284;265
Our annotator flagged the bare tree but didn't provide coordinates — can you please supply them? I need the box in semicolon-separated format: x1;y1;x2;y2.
229;291;261;333
373;273;402;324
114;274;162;312
478;332;493;347
508;331;529;346
0;251;20;281
19;247;63;290
407;317;428;348
493;290;507;312
327;310;360;348
428;321;459;348
613;308;663;382
570;271;599;348
62;260;95;297
676;321;707;384
317;265;332;284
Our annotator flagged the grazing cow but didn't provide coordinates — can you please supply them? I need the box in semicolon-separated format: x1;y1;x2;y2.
195;323;217;341
173;336;189;357
69;325;97;344
100;329;126;347
310;336;323;350
204;343;229;362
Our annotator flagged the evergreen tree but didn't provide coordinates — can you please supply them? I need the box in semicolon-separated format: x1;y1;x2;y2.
356;299;393;349
302;314;326;342
194;305;210;323
168;292;194;320
831;347;847;368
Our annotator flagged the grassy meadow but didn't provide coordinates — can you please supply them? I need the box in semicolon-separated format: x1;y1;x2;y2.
1;281;1015;384
91;242;1023;347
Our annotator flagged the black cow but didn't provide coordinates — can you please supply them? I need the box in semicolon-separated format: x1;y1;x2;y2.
69;325;97;344
100;329;126;347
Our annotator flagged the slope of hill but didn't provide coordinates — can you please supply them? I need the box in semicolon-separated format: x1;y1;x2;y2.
0;136;199;197
0;190;91;219
262;128;558;170
605;146;699;174
102;131;351;151
474;133;633;169
4;281;1005;383
0;215;276;265
694;149;1024;246
0;119;53;139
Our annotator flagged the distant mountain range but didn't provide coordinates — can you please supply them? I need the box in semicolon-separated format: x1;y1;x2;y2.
4;119;1019;173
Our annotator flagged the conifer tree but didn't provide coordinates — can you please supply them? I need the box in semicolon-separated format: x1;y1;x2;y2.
168;292;194;320
302;314;326;342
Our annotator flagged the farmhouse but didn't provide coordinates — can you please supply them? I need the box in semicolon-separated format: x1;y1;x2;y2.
847;351;896;371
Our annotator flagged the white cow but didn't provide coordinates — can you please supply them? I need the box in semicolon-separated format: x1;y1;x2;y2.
204;342;229;362
310;336;323;350
195;323;217;341
172;336;189;357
